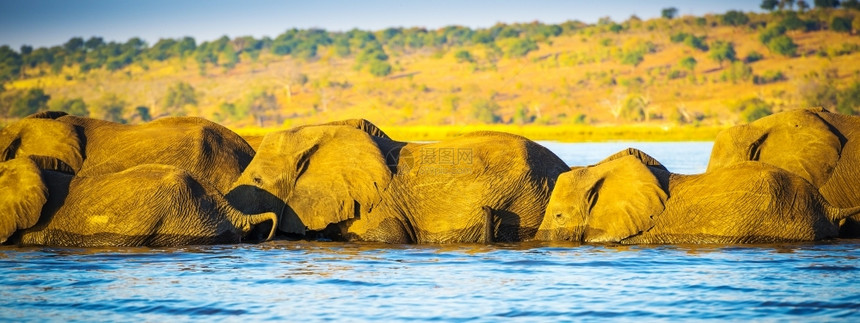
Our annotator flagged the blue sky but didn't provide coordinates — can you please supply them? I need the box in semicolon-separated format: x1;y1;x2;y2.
0;0;762;50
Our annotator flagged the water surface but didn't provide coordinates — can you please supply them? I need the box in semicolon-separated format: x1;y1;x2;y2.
2;142;858;321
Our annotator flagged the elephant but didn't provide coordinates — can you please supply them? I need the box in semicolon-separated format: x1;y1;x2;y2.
225;119;570;243
708;108;860;237
0;111;255;192
0;157;277;247
535;148;857;244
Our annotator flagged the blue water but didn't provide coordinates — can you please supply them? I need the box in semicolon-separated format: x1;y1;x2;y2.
2;142;859;322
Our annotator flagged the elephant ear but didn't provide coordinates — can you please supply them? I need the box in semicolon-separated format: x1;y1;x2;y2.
0;118;83;174
282;125;392;233
595;148;667;171
755;110;842;187
584;155;668;242
0;158;48;243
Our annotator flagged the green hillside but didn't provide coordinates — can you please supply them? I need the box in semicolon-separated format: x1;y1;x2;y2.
2;5;860;140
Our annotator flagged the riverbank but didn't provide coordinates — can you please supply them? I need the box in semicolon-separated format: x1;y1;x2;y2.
234;124;728;142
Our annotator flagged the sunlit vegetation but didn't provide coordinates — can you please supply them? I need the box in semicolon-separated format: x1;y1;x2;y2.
2;2;860;141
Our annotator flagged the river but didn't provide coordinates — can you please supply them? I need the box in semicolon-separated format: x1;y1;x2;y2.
2;142;858;321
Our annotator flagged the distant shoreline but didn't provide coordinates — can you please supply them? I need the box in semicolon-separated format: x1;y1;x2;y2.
235;124;727;142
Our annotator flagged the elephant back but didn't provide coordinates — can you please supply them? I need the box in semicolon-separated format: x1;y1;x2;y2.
388;131;570;242
61;115;255;192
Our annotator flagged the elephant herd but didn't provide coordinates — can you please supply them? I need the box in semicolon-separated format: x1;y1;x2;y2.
0;108;857;247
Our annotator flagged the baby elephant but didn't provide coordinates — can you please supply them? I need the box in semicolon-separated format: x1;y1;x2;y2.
1;158;277;247
536;149;858;244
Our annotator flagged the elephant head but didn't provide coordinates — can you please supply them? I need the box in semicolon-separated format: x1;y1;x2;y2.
536;152;668;242
227;124;392;235
708;108;843;188
0;157;48;243
0;117;83;174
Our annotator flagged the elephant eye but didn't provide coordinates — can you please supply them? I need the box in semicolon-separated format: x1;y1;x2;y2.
253;176;263;185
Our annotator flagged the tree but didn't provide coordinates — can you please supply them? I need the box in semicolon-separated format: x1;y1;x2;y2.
64;37;84;52
799;69;839;108
9;88;49;117
798;0;811;11
84;36;104;51
48;97;88;116
745;51;765;63
453;50;474;63
767;35;798;56
508;38;538;57
470;99;501;123
134;106;152;122
92;93;127;123
368;60;392;77
662;7;679;19
837;81;860;115
621;50;644;67
621;95;648;122
709;41;737;67
814;0;841;8
720;11;750;27
845;0;860;9
245;89;279;127
762;0;780;11
0;45;22;81
734;98;773;123
680;56;697;72
831;16;853;32
163;81;197;116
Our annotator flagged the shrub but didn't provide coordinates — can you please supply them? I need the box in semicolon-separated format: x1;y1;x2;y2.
668;69;685;79
508;38;538;57
779;12;810;31
670;32;689;43
709;41;737;67
831;16;852;33
740;103;773;123
621;50;644;67
799;70;839;108
720;11;750;27
164;81;197;116
744;51;764;63
621;95;647;122
9;88;49;117
684;35;709;51
453;50;474;63
48;97;88;117
767;35;798;57
368;60;392;77
470;99;501;123
759;24;787;45
679;56;697;72
720;61;753;83
837;81;860;115
512;104;534;125
753;70;786;84
732;97;773;123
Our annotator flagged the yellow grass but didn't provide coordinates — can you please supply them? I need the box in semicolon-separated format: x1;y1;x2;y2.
234;124;727;142
7;11;860;131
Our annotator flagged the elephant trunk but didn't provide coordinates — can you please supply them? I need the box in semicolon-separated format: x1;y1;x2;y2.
228;210;278;243
826;204;860;225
